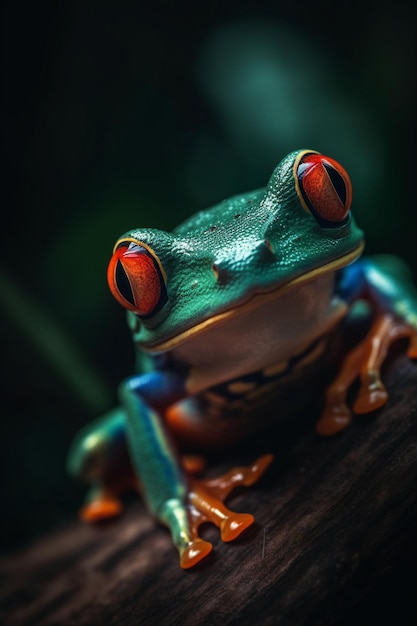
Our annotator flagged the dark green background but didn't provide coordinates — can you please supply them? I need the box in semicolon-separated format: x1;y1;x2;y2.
2;0;416;558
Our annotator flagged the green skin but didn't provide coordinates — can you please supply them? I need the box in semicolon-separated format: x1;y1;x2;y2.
125;150;363;347
68;149;417;567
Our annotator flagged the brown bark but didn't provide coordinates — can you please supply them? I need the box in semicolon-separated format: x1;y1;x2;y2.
1;354;416;626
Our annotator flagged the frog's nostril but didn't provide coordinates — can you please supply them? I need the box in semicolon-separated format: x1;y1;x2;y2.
255;238;277;261
263;239;275;254
212;260;232;285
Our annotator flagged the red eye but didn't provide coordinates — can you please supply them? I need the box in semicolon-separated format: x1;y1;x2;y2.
107;241;167;317
296;153;352;225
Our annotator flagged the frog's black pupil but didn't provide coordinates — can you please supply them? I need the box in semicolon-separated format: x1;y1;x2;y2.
324;163;346;206
115;259;135;306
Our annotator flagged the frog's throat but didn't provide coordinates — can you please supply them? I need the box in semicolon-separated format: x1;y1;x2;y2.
144;241;365;353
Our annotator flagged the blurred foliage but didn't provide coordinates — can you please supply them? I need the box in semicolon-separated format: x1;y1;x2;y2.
2;0;416;551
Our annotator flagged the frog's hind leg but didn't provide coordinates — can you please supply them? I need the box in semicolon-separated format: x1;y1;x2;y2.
353;312;417;413
316;312;417;436
67;407;134;522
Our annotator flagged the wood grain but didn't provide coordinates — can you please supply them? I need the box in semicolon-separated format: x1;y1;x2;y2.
1;354;416;626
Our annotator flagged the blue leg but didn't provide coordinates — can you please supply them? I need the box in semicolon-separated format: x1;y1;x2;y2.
119;370;215;567
338;255;417;329
70;371;273;567
317;256;417;435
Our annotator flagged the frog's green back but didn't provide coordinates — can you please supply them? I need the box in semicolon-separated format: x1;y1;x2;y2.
174;190;265;236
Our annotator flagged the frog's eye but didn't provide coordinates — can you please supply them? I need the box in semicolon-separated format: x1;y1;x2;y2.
295;152;352;226
107;241;167;318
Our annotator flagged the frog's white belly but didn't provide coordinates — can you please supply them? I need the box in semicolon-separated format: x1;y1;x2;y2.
171;273;346;394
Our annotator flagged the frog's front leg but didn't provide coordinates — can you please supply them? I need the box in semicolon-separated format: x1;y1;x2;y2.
120;372;272;568
316;256;417;435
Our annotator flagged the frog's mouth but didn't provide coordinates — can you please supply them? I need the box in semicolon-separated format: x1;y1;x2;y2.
145;241;365;353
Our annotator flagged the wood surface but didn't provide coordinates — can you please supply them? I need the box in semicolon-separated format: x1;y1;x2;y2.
1;353;416;626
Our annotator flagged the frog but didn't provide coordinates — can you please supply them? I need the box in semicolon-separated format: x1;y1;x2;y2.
68;149;417;569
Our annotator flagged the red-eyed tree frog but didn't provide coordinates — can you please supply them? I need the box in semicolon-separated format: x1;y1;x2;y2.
68;150;417;569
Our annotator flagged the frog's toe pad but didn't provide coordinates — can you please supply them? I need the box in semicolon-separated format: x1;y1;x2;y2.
79;498;123;522
315;403;352;436
354;385;388;414
221;513;254;542
241;454;274;487
180;539;213;569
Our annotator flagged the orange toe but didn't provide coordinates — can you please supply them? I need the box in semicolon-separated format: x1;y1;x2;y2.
221;513;254;542
354;386;388;414
80;498;122;523
315;403;352;436
180;539;213;569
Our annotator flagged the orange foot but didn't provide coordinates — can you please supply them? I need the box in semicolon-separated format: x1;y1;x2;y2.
79;457;206;526
80;494;123;522
316;313;417;436
179;454;274;569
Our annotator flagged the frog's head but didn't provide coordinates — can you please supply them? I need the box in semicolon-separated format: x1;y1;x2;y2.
107;150;364;351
